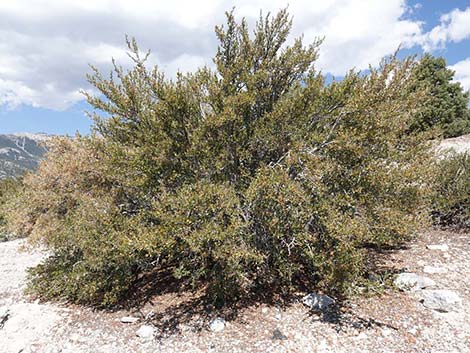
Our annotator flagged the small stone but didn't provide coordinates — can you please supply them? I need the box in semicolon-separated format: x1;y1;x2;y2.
120;316;140;323
209;317;225;332
317;339;329;352
0;307;10;328
302;292;335;311
394;273;436;291
355;332;368;340
145;311;155;320
423;265;447;274
261;307;269;314
0;306;9;318
272;328;287;340
70;333;81;341
420;290;462;312
136;325;155;340
426;244;449;251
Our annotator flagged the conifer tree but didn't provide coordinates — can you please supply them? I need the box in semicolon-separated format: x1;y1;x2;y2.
409;53;470;137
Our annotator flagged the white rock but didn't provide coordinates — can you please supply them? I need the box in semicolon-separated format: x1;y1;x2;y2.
209;317;226;332
301;292;335;311
0;306;9;319
0;306;10;328
355;332;368;340
317;339;330;353
70;333;81;341
120;316;139;323
394;273;436;291
381;328;392;337
420;290;462;312
426;244;449;251
136;325;155;340
423;265;447;274
145;311;156;320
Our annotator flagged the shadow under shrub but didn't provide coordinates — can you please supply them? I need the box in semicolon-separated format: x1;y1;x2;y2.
6;10;436;307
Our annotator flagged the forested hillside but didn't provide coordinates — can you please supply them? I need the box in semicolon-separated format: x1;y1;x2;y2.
0;133;48;179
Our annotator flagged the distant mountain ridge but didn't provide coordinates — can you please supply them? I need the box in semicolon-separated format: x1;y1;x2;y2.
0;133;50;179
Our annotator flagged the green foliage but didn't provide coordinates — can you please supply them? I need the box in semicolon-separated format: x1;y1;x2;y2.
0;177;23;241
6;10;435;306
409;53;470;138
433;152;470;229
151;181;260;304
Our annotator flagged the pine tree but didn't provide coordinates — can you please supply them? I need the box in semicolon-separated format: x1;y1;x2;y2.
409;53;470;137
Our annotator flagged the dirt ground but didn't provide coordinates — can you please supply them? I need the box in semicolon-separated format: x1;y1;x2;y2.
0;229;469;353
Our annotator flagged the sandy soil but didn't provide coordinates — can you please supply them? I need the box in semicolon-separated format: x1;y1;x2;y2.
0;229;469;353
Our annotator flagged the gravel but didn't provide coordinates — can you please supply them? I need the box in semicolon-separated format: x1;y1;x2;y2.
0;230;468;353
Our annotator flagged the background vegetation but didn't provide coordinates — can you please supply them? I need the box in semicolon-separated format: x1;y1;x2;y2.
409;53;470;137
0;177;22;241
433;152;470;229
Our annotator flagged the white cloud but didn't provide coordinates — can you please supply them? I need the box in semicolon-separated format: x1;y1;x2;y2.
297;0;422;74
205;0;423;75
449;58;470;92
0;0;466;111
422;7;470;50
0;0;224;110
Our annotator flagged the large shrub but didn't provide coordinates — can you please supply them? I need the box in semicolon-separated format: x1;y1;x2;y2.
6;10;435;306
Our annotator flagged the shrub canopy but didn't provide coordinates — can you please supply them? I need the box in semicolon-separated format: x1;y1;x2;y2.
5;10;435;306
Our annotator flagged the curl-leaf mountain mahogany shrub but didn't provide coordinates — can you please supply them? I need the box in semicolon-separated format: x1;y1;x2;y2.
7;10;435;306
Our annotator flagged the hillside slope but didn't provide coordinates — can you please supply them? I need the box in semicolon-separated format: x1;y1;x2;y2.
0;133;49;179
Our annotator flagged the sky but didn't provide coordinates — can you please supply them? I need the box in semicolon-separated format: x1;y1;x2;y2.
1;0;470;135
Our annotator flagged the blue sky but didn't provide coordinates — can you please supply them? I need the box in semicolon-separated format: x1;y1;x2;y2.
1;0;470;136
408;0;470;63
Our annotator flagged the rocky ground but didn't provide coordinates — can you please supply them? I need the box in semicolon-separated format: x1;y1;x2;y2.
0;229;469;353
438;133;470;155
